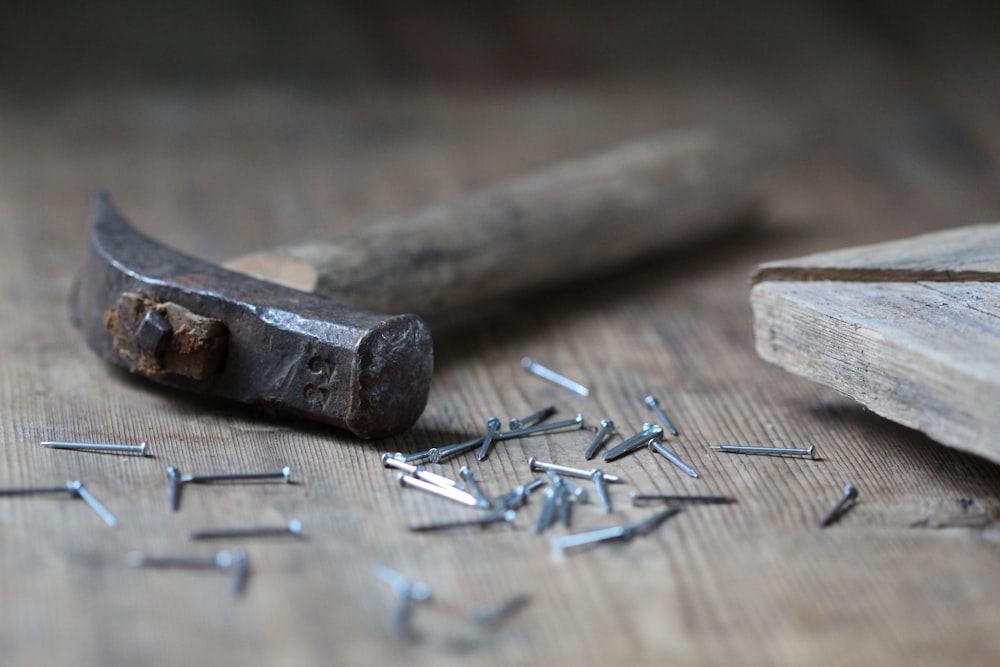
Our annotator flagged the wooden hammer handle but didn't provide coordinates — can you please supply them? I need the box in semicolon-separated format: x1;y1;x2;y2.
226;129;765;322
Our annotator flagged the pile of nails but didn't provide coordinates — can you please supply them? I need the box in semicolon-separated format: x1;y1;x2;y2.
383;358;857;558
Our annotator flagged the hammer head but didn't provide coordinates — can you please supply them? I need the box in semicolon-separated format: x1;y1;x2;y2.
73;193;433;439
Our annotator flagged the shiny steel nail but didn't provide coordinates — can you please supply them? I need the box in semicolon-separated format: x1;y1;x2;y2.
602;424;662;461
535;487;559;533
67;481;118;527
408;510;517;533
41;440;149;456
509;405;556;430
818;484;858;528
528;456;622;483
476;417;503;461
591;469;612;512
498;413;585;440
397;473;481;508
189;520;303;540
711;444;815;458
180;467;291;484
470;593;531;626
459;466;494;508
584;419;615;460
521;357;590;396
230;547;250;597
167;466;182;511
129;550;233;569
630;491;736;505
375;565;432;638
429;436;485;464
382;453;462;489
648;439;700;478
644;395;679;436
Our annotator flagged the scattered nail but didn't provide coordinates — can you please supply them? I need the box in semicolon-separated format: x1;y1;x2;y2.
41;440;149;456
818;484;858;528
382;453;462;490
630;491;736;505
458;466;494;508
591;469;612;512
584;419;615;460
398;473;482;508
470;593;532;627
644;395;679;436
509;405;556;431
602;424;662;461
476;417;503;462
521;357;590;396
498;413;585;440
710;444;815;458
647;439;700;478
189;520;303;540
528;456;623;483
408;510;517;533
375;565;432;638
181;467;291;484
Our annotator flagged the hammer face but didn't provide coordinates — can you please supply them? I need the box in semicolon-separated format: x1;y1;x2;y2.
73;193;433;439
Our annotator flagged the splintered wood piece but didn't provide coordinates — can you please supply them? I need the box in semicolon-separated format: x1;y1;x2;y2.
751;223;1000;465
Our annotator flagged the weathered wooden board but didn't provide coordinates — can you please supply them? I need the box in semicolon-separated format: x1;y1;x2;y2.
753;271;1000;463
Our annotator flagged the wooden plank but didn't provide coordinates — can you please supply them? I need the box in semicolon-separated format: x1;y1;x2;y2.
753;278;1000;463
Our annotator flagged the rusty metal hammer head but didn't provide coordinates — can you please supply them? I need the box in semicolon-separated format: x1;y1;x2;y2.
72;192;433;439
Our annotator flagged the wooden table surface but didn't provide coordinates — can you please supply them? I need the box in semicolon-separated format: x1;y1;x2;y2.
2;4;999;666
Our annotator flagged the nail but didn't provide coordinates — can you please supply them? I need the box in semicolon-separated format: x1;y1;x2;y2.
557;484;574;527
0;484;77;496
129;550;234;569
167;466;182;511
230;547;250;597
584;419;615;460
818;484;858;528
428;436;485;464
375;565;431;638
509;405;556;431
521;357;590;396
630;491;736;505
408;510;517;533
476;417;503;461
459;466;494;508
498;413;585;440
602;424;662;461
382;453;462;490
546;471;589;504
711;444;815;458
528;456;622;483
550;524;630;552
189;519;303;540
180;466;291;484
648;439;700;478
41;440;149;456
397;473;482;508
470;593;531;626
491;479;545;511
591;469;612;512
644;395;679;436
67;481;118;527
535;487;559;534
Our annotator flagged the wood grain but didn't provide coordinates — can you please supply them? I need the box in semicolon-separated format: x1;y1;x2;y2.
753;279;1000;463
2;4;1000;667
